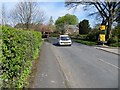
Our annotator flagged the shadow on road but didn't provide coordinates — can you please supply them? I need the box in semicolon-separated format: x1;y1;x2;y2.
53;43;58;46
52;43;72;47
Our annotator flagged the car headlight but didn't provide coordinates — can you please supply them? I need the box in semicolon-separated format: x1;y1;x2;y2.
59;40;62;43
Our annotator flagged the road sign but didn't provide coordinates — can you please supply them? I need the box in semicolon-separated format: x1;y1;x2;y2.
100;34;105;42
99;25;106;43
100;25;106;30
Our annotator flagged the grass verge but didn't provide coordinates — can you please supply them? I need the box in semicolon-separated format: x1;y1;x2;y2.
74;39;97;46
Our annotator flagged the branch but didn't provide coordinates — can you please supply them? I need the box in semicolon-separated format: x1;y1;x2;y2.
94;4;105;19
115;1;120;7
96;2;108;18
101;2;109;12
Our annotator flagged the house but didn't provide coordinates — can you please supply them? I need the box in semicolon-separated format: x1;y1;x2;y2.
36;24;53;38
64;25;79;35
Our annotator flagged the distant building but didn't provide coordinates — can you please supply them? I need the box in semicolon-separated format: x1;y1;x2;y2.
64;25;79;35
36;23;53;38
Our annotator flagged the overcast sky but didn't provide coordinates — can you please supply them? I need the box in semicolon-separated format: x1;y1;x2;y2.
1;0;101;27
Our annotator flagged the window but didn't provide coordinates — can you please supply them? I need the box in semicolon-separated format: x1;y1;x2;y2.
60;37;70;40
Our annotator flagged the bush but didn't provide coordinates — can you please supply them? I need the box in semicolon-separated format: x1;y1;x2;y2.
70;34;87;40
86;29;99;41
107;36;119;47
78;35;87;40
107;37;116;44
109;43;119;47
1;26;42;88
50;33;58;37
50;31;60;37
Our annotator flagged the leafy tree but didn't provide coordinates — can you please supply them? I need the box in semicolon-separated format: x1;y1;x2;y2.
113;3;120;40
55;14;78;25
55;14;78;34
112;25;120;37
79;19;91;34
65;0;120;41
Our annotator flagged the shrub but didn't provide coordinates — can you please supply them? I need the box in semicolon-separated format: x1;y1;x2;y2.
1;26;42;88
86;29;99;41
70;34;87;40
78;35;87;40
49;31;60;37
107;37;116;44
50;33;58;37
107;36;118;46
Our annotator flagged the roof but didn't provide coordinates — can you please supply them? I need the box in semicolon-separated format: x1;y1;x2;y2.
60;35;69;37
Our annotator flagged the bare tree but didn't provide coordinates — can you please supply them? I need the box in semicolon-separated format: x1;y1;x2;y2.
10;1;46;29
48;16;54;26
65;0;120;41
2;3;7;26
116;3;120;26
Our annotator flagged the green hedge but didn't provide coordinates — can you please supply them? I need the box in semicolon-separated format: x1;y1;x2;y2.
1;26;42;88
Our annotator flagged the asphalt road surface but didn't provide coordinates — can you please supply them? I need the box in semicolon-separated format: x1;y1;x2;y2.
32;37;118;88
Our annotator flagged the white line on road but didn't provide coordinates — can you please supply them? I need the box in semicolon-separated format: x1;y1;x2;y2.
98;58;120;69
51;80;56;83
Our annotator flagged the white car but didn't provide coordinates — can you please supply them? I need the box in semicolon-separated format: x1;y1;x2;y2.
57;35;72;46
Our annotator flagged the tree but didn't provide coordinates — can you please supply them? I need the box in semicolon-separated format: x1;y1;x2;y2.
116;3;120;26
114;4;120;41
55;14;78;25
2;3;7;26
79;19;91;34
65;0;120;41
48;16;54;26
47;16;55;32
55;14;78;34
10;1;46;29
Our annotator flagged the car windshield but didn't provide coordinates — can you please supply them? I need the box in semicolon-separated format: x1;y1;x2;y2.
60;37;70;40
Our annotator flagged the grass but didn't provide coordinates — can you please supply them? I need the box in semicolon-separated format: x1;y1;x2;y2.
71;34;119;47
109;42;120;47
74;39;97;46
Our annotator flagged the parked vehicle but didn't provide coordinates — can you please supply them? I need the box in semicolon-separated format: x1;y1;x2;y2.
57;35;72;46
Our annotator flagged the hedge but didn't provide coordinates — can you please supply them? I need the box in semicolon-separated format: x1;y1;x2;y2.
1;26;42;89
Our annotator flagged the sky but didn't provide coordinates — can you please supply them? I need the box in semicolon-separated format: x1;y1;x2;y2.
1;0;101;28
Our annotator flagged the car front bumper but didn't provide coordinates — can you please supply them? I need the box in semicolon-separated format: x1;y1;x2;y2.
58;42;72;46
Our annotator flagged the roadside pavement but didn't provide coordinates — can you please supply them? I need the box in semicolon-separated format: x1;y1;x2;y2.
32;42;67;88
95;45;119;55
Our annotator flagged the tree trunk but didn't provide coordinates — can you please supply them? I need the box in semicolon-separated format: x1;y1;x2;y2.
25;22;29;30
106;18;112;41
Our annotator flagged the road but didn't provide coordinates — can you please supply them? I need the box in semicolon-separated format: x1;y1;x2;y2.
32;37;118;88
